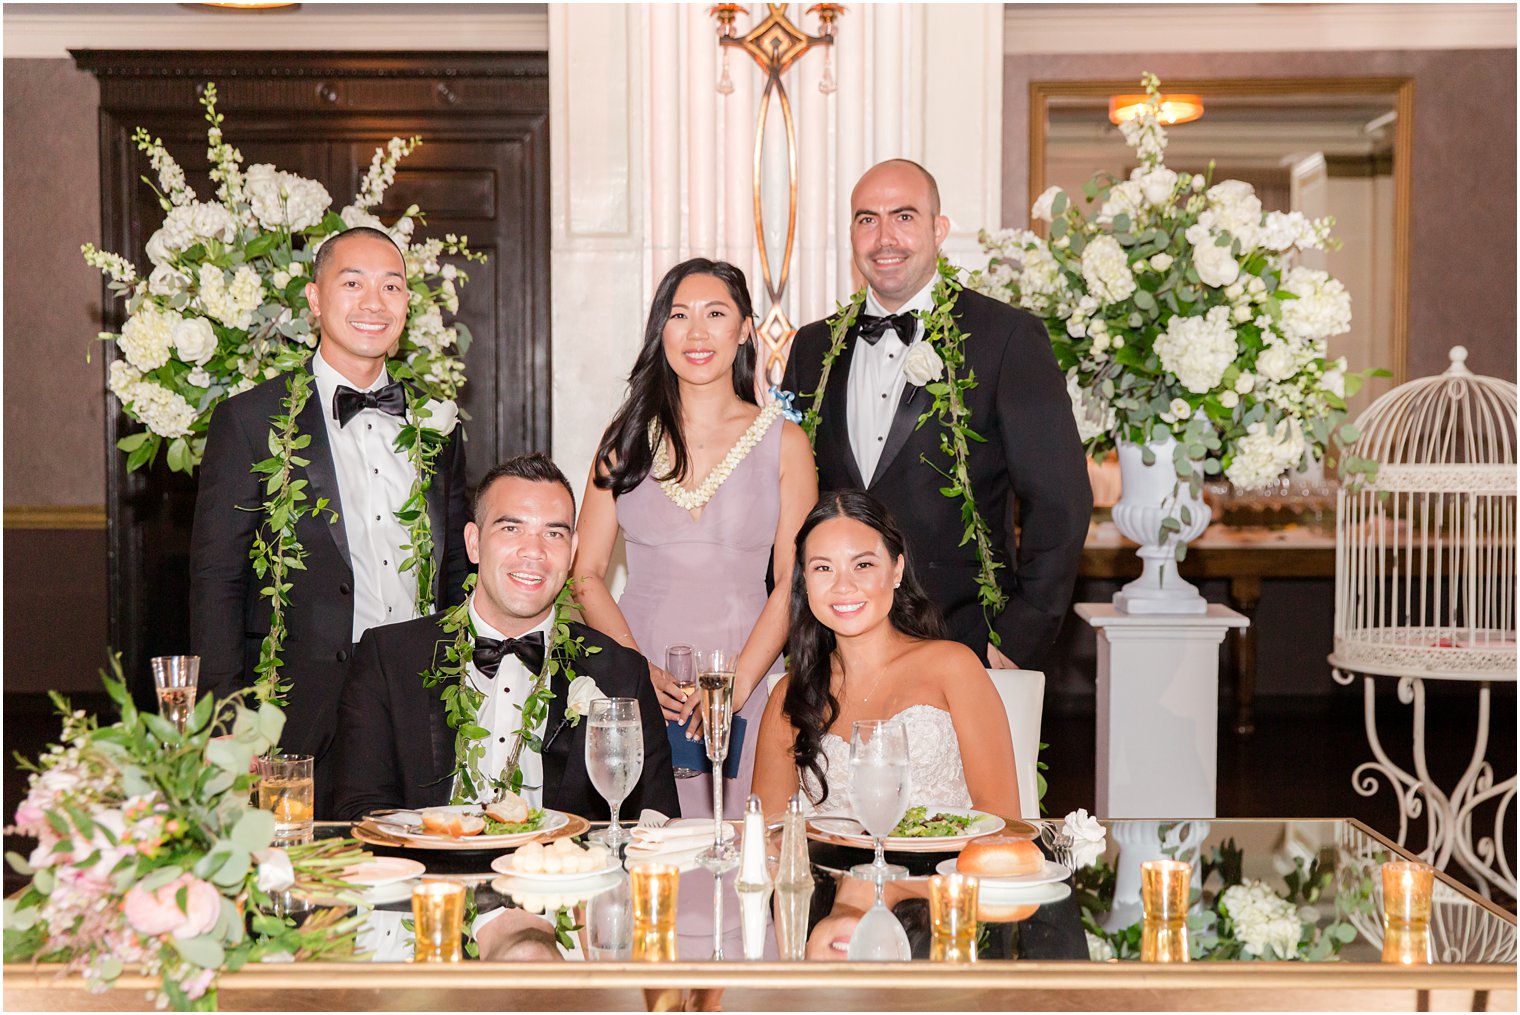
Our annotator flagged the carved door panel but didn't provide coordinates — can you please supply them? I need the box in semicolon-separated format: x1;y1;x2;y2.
75;51;549;706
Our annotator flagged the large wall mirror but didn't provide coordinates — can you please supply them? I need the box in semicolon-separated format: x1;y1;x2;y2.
1030;77;1415;416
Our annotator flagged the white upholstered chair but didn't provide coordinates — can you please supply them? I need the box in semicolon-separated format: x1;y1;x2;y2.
985;668;1045;820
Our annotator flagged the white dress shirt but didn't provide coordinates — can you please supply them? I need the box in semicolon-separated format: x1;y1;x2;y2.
847;278;938;483
467;597;552;809
311;349;420;643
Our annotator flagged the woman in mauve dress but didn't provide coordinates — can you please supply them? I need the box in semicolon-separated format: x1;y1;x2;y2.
572;258;817;818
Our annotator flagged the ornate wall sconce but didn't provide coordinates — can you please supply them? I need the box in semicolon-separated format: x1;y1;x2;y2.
710;3;844;385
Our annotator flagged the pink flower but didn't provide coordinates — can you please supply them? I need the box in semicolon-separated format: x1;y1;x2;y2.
122;873;221;939
181;967;215;1001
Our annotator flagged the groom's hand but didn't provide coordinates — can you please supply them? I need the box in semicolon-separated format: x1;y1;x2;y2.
987;642;1019;670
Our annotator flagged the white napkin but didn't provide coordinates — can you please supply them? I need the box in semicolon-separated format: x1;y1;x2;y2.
630;818;736;848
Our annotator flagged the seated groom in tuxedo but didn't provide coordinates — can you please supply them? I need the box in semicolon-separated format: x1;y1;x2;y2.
332;452;679;821
190;226;470;818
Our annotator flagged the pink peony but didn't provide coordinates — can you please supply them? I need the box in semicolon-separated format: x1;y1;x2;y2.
122;873;221;939
181;967;216;1001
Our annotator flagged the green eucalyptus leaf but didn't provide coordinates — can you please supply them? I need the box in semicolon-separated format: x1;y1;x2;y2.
173;933;226;969
230;807;276;852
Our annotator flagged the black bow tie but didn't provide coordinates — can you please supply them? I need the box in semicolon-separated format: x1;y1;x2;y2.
473;630;547;679
856;311;918;346
333;381;407;428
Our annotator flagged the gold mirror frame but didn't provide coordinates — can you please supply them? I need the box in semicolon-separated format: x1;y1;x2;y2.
1029;77;1415;386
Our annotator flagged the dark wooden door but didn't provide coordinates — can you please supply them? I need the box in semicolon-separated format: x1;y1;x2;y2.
74;51;550;707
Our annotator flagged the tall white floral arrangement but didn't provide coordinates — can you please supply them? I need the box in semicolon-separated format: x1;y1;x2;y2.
83;83;484;475
970;73;1380;490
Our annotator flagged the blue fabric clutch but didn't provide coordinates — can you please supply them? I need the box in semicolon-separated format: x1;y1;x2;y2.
665;716;746;781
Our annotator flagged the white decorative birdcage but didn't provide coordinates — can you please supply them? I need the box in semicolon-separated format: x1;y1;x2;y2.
1330;346;1517;899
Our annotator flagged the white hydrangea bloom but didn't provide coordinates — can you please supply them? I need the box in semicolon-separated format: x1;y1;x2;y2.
185;201;238;243
1080;235;1136;305
245;164;332;232
1198;179;1264;248
1097;180;1145;226
118;307;179;371
1258;210;1319;252
197;264;265;331
1066;370;1116;443
128;380;198;439
1220;880;1302;958
1255;340;1299;383
1154;306;1237;394
1278;266;1352;341
108;360;142;401
1225;418;1306;490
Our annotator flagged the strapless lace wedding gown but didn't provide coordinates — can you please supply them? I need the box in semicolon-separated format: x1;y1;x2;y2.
800;704;972;816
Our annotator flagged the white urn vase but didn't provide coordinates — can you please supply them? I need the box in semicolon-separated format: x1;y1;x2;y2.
1112;436;1209;615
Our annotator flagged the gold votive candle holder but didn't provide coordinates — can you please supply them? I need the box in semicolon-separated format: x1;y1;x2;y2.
1140;859;1191;923
633;927;677;962
629;862;680;934
1381;861;1435;928
928;873;980;955
1381;921;1433;965
411;880;466;962
1140;918;1191;962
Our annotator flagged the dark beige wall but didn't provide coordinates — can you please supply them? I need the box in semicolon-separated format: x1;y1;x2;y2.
1003;48;1518;385
4;58;104;508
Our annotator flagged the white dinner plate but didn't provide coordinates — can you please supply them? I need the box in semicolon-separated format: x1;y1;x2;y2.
371;805;570;849
490;873;624;910
490;851;623;882
340;856;427;888
808;807;1006;852
935;856;1071;886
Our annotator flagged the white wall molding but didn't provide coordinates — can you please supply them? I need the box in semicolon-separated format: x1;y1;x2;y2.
2;5;550;58
1005;3;1516;55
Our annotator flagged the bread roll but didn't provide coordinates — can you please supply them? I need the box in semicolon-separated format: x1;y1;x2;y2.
956;835;1044;876
420;809;485;837
485;791;530;825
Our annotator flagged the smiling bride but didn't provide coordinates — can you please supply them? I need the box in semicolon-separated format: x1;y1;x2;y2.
752;490;1021;818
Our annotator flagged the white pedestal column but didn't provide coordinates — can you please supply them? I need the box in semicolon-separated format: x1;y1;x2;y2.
1077;603;1249;819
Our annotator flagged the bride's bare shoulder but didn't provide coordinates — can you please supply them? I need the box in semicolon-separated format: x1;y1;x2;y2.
900;639;987;681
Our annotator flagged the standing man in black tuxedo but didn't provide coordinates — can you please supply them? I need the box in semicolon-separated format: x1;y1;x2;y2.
781;160;1091;670
331;453;679;821
190;227;471;817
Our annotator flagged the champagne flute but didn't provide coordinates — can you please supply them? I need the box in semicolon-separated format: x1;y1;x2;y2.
151;655;200;734
696;648;740;871
586;697;643;847
847;719;911;882
665;644;701;778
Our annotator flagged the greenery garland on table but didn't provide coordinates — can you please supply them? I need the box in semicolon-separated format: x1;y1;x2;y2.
796;256;1009;645
421;578;601;802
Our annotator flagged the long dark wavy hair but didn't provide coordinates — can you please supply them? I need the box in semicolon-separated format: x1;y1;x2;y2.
783;491;947;807
593;258;758;495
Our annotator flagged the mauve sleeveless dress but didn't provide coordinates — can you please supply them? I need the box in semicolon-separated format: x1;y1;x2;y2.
616;413;784;819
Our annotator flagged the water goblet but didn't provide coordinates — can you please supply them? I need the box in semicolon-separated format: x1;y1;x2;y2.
846;878;911;960
586;697;643;848
695;648;741;871
586;873;633;960
847;718;911;882
665;644;701;778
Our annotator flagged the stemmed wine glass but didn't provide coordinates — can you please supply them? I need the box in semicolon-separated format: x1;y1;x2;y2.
586;697;643;848
665;644;701;779
696;648;740;871
585;873;633;960
847;718;911;882
846;878;912;960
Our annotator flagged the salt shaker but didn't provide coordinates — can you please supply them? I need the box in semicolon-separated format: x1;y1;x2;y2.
735;795;773;960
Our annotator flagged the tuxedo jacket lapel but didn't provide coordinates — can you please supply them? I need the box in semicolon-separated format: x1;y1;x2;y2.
295;382;352;572
870;379;931;488
821;337;866;489
539;669;578;805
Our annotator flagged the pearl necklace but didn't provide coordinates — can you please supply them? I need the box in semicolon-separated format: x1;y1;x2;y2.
649;401;782;512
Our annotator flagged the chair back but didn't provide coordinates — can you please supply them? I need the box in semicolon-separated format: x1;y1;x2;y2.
985;668;1045;820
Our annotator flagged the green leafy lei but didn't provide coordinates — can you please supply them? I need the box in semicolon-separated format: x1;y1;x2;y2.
392;394;451;616
797;256;1009;645
421;578;600;802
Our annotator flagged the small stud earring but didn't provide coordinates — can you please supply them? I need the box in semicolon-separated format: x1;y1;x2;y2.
893;581;901;589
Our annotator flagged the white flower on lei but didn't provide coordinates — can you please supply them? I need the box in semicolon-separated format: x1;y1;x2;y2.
1225;417;1307;490
416;398;458;437
1030;185;1066;223
1220;880;1302;958
1278;266;1352;342
1066;371;1116;444
564;675;608;726
1154;306;1237;394
1080;235;1136;305
902;341;945;387
1061;808;1108;869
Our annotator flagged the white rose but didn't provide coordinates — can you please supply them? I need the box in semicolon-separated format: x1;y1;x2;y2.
417;397;459;436
1235;371;1256;394
253;848;295;893
1061;808;1108;869
147;264;190;297
1169;397;1193;420
1219;389;1240;409
1132;166;1178;207
1030;185;1066;223
1192;236;1241;288
565;675;608;725
171;316;218;366
1256;343;1297;382
1149;252;1174;273
902;342;945;387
